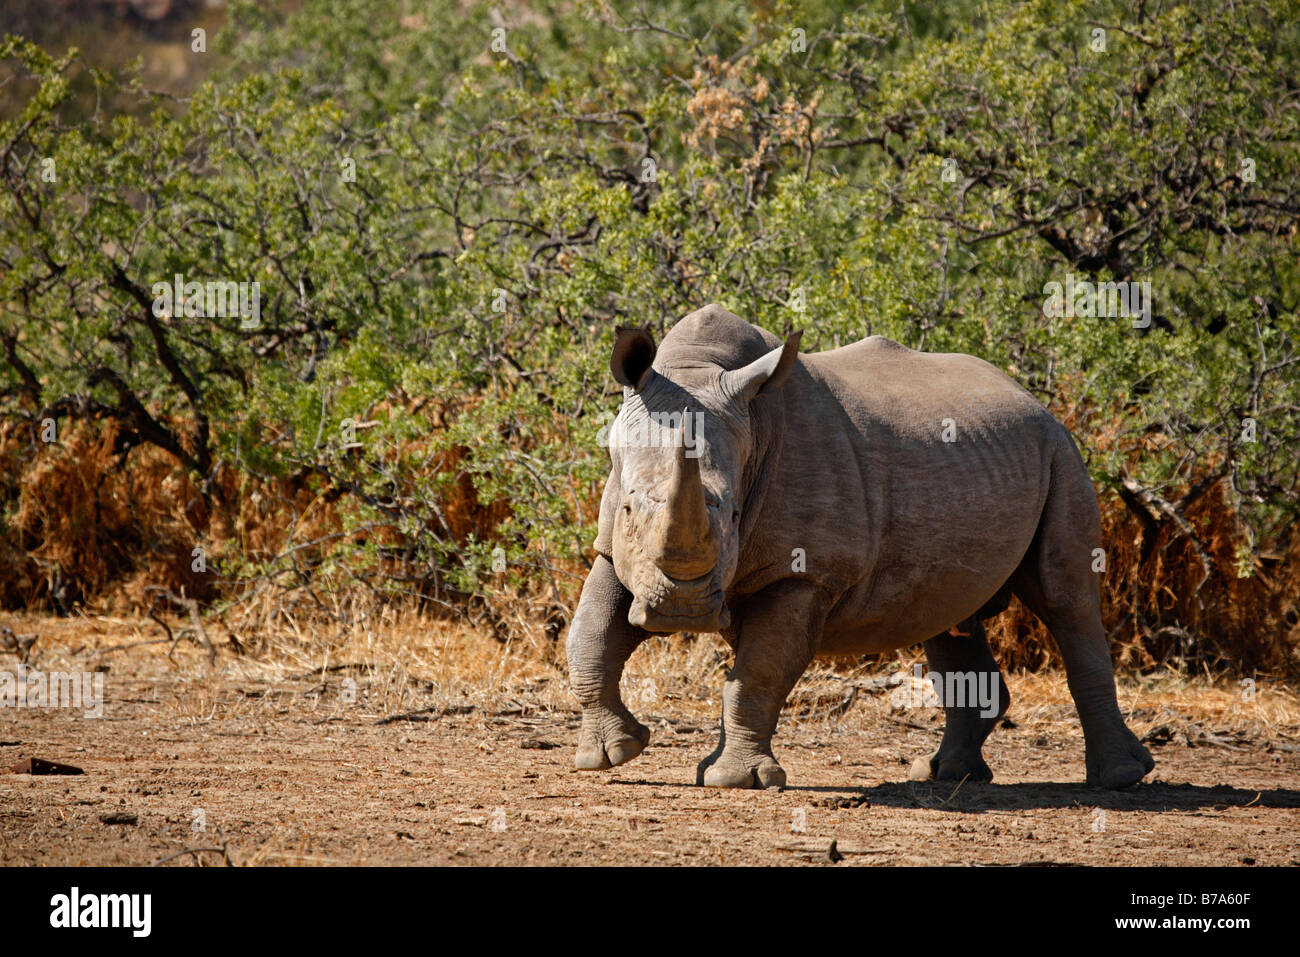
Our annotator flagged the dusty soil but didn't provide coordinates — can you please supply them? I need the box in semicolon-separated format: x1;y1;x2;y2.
2;618;1298;866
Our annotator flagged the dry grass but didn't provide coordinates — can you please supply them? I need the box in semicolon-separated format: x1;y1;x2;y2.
8;609;1297;745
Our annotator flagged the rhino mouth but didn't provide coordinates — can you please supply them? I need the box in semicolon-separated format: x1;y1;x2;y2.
628;572;730;634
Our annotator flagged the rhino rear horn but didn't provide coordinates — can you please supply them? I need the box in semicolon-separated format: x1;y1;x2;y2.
611;326;656;392
721;331;802;404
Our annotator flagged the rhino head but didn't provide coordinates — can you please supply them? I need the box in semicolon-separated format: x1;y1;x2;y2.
599;322;801;633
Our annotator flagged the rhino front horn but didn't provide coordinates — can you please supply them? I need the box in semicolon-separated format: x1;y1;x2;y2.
650;435;715;579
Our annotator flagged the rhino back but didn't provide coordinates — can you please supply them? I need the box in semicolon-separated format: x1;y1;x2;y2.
747;335;1075;653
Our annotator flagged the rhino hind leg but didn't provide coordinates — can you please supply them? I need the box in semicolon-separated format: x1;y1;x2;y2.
1010;452;1155;789
1018;600;1155;789
909;618;1011;784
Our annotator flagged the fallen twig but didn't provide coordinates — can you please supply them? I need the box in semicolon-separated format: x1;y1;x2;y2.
90;638;170;658
150;845;234;867
289;662;381;681
376;704;476;725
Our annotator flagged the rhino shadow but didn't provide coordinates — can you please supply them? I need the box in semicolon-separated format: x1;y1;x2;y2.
608;777;1300;813
828;780;1300;813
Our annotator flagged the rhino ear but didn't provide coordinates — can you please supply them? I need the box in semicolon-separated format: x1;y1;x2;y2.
611;326;656;392
721;331;802;404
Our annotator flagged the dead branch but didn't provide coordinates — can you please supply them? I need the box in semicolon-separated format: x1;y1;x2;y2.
1119;475;1213;606
145;586;216;666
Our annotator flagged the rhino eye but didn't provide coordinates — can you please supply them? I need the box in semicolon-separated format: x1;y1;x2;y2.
731;509;740;525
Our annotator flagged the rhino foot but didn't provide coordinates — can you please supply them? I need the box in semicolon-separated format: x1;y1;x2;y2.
696;750;786;789
908;748;994;784
1086;729;1155;789
574;704;650;771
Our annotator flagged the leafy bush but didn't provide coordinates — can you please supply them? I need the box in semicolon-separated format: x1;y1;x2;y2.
1;0;1297;672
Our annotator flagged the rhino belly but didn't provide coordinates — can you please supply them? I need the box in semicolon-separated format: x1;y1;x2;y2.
817;465;1046;655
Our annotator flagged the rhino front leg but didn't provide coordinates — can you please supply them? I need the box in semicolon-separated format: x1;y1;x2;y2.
566;555;652;770
697;581;826;789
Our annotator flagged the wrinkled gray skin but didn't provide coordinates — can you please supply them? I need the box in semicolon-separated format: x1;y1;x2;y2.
566;304;1155;790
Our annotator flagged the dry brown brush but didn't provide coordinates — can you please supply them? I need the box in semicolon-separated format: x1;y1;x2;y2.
0;409;1296;679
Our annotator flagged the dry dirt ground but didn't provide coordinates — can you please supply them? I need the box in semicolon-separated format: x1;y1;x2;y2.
1;615;1298;866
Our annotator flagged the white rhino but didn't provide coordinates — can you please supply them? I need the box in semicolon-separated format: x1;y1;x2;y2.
566;304;1154;790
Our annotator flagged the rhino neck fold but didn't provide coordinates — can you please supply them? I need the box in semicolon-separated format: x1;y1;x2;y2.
734;392;785;576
